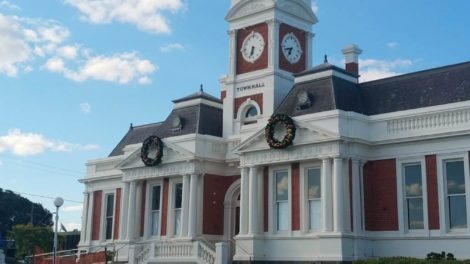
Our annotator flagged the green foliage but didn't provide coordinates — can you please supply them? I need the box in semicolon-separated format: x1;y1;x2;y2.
427;251;456;261
354;257;470;264
0;188;53;238
8;224;53;259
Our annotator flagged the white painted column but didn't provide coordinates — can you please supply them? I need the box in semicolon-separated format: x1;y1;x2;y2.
182;174;190;237
126;181;138;241
85;191;94;243
333;158;345;232
79;192;89;245
188;174;200;238
351;159;362;234
321;158;333;232
248;166;259;235
306;32;315;68
119;182;130;240
228;29;237;76
267;19;280;69
239;168;249;235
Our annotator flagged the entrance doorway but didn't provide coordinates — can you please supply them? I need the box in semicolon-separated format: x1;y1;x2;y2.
224;180;241;261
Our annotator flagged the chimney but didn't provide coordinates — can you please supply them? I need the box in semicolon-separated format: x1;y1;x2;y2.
342;44;362;76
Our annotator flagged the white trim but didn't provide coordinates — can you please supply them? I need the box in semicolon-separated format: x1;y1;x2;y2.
294;69;358;84
300;161;322;234
396;157;429;235
145;179;164;239
269;165;292;235
100;190;117;242
173;98;223;110
168;178;183;238
437;152;470;234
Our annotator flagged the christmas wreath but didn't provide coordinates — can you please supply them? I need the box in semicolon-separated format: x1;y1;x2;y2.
141;136;163;166
265;114;296;149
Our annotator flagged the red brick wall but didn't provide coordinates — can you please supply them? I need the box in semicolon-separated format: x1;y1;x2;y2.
291;163;300;230
202;174;240;235
234;93;263;119
236;23;268;74
426;155;440;230
114;188;121;239
363;159;399;231
345;63;359;76
140;181;147;237
91;190;102;240
263;166;269;232
161;178;169;236
279;23;307;73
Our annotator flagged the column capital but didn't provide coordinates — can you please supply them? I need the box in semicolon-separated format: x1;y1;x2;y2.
227;29;237;35
266;18;281;25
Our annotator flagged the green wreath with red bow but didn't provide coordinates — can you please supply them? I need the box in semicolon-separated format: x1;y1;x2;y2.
265;114;296;149
141;136;163;166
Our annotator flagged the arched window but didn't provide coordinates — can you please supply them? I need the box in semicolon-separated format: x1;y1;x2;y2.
245;106;258;118
243;105;259;125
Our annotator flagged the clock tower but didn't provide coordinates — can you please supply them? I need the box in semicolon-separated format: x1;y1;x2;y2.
220;0;318;137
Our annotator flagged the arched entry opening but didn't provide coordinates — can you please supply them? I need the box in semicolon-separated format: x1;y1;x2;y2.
223;179;240;260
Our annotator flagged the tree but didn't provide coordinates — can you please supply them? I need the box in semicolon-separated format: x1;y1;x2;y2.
8;225;53;259
0;188;53;238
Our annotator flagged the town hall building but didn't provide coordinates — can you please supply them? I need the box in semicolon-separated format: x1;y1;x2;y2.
78;0;470;263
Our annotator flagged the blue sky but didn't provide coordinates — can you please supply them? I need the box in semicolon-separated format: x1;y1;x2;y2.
0;0;469;231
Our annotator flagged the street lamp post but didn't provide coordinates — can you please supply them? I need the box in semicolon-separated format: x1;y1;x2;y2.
53;197;64;264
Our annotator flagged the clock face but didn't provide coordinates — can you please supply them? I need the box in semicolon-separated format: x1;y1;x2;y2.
241;31;265;63
281;33;302;64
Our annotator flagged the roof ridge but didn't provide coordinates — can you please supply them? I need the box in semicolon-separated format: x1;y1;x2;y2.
360;60;470;86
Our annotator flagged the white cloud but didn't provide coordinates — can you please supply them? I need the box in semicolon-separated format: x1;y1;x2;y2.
0;128;99;156
388;42;398;48
53;53;157;84
79;144;99;151
57;45;79;59
64;0;185;34
80;102;91;114
0;1;20;10
359;58;413;82
0;13;157;84
311;1;319;14
62;205;83;212
160;43;185;53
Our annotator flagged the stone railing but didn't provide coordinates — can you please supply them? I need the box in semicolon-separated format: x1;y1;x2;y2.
135;239;217;264
387;108;470;134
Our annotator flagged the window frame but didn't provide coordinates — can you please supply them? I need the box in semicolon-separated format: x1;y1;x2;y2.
300;162;322;234
237;100;262;127
145;180;163;238
269;165;292;234
396;157;428;234
100;190;116;241
437;153;470;233
168;179;184;237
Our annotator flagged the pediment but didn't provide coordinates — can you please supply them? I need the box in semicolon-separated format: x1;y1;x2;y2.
234;119;339;154
116;139;194;170
226;0;275;22
226;0;318;24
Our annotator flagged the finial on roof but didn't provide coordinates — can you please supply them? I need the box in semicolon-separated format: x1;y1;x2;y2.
324;55;328;64
200;84;204;92
130;123;133;130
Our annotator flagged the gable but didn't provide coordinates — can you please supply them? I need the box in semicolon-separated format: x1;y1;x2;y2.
234;119;339;154
116;140;194;170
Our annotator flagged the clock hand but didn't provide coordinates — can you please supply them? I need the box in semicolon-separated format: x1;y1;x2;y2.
250;46;255;57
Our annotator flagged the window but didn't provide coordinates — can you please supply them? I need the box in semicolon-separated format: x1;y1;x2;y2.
174;183;183;235
275;170;289;231
445;160;467;229
150;185;162;236
105;194;115;240
245;106;258;118
403;163;424;230
243;105;259;125
307;168;321;231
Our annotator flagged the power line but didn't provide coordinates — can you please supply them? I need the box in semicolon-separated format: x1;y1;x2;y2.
0;154;84;178
11;191;83;204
